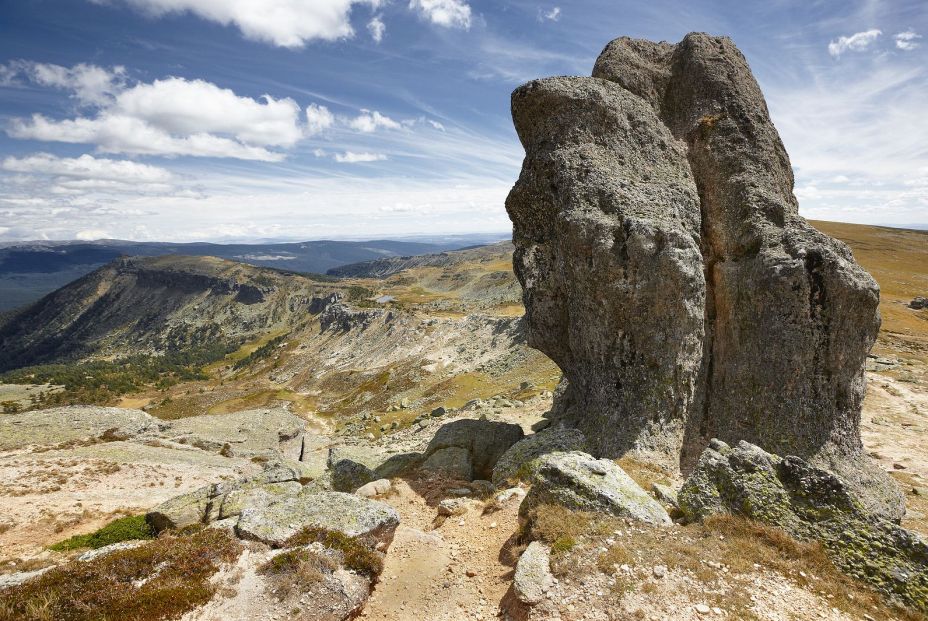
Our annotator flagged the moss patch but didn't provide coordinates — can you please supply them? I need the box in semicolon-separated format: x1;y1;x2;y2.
285;527;384;578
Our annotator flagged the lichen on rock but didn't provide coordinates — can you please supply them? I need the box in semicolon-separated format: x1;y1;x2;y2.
680;440;928;611
505;31;902;520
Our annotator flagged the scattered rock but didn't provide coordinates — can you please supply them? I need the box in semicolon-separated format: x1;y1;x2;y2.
438;498;468;517
491;427;586;485
679;440;928;612
514;541;555;605
76;541;146;562
431;406;447;417
355;479;392;498
910;296;927;310
519;451;671;526
650;483;679;509
330;459;376;493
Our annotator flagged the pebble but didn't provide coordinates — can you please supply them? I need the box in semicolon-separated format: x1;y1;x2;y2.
652;565;667;579
695;604;711;615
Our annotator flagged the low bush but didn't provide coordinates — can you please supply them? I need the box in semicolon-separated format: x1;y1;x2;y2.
1;528;241;621
48;515;154;552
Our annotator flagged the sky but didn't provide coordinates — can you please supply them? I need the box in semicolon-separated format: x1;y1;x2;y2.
0;0;925;242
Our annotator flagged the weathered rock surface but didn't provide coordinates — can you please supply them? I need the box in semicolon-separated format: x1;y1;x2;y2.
420;446;473;480
679;440;927;611
492;427;586;485
514;541;555;605
520;451;671;526
147;461;305;531
236;491;400;548
422;419;524;480
505;31;900;518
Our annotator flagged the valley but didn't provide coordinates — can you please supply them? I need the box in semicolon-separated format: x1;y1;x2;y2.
0;219;926;620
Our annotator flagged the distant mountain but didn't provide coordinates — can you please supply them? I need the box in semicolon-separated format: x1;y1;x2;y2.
327;241;515;278
0;254;343;372
0;236;504;312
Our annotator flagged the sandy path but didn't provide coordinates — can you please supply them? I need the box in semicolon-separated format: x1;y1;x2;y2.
362;479;523;621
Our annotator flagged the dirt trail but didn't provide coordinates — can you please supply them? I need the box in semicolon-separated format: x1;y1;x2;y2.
362;479;523;621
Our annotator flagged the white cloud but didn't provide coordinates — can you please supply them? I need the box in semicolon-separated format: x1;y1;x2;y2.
541;7;560;22
0;61;126;105
96;0;382;48
428;119;446;131
895;31;922;51
347;109;401;132
305;103;335;135
367;15;385;43
7;76;303;161
1;153;172;183
334;151;387;163
828;29;882;57
408;0;471;29
75;228;110;240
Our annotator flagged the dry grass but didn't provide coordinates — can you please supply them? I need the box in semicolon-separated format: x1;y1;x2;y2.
525;505;926;621
284;527;384;578
0;528;242;621
259;548;339;600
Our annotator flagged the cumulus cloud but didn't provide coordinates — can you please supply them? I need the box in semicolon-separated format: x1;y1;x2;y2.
334;151;387;163
305;103;335;135
0;60;126;105
7;75;303;161
828;29;882;57
895;31;922;51
408;0;471;29
367;15;385;43
347;109;401;132
94;0;382;48
1;153;172;183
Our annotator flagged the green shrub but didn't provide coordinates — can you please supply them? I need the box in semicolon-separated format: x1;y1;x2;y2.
49;515;154;552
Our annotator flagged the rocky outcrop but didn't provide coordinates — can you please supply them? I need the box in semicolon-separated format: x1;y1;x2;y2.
679;440;927;611
236;491;400;549
519;451;671;526
492;427;586;485
421;419;525;480
146;461;306;531
505;32;900;518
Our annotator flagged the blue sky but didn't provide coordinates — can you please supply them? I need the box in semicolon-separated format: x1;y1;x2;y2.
0;0;925;242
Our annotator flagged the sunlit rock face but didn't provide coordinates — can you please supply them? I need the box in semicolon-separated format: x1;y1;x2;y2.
505;32;903;520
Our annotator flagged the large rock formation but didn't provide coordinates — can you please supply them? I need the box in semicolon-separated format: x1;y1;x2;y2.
505;32;902;518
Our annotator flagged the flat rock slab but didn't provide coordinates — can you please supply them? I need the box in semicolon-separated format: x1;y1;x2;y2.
0;406;158;450
520;451;671;526
235;491;400;548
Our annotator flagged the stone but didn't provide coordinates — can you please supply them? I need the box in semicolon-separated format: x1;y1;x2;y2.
519;451;671;526
679;440;928;612
235;490;400;548
431;406;447;417
423;419;525;480
77;541;146;562
652;565;667;579
505;32;900;519
438;498;468;517
420;447;473;480
330;459;377;493
651;483;679;509
492;427;587;485
356;479;392;498
146;485;212;531
218;481;302;519
695;604;711;615
910;296;927;310
514;542;555;605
